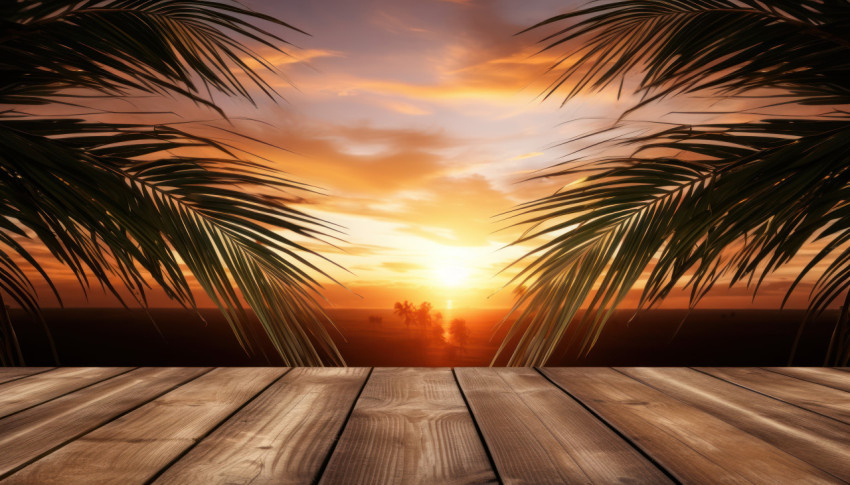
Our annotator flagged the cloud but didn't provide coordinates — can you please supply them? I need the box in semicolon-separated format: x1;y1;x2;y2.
311;44;562;104
242;48;343;69
380;100;432;116
250;0;572;105
510;151;544;161
299;174;524;247
380;261;426;273
229;118;458;196
299;241;391;257
390;175;520;246
327;123;456;149
372;10;431;34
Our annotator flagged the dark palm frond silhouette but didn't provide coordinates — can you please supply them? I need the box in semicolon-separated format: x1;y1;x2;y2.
0;0;345;366
498;0;850;366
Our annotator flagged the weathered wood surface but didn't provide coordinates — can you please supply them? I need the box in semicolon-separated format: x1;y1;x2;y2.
0;367;847;485
320;368;495;485
4;368;284;484
619;367;850;481
456;367;670;484
0;367;210;479
156;367;368;485
700;367;850;424
762;367;850;393
0;367;132;419
0;368;52;385
542;367;840;484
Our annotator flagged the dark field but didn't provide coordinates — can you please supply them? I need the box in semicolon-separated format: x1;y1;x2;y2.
9;307;839;366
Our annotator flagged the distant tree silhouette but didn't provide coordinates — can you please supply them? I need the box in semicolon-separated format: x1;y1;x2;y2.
415;301;433;326
393;300;415;327
431;311;445;342
393;301;445;334
449;318;470;350
392;301;453;344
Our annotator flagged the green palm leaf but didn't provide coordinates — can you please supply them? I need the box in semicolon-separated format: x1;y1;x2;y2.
500;0;850;366
0;0;345;365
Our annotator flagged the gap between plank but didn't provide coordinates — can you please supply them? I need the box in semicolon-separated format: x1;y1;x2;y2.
0;368;56;385
0;367;215;481
535;368;681;485
452;368;504;485
0;367;139;421
311;367;374;485
760;367;850;393
144;367;294;485
689;367;849;426
618;368;848;484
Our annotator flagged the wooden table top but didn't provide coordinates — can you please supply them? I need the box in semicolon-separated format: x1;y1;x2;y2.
0;367;847;484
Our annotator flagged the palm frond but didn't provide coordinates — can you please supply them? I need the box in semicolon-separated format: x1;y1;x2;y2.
1;0;301;110
502;0;850;366
1;1;345;365
527;0;850;107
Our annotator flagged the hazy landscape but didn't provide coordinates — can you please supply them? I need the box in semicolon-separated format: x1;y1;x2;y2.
11;308;837;367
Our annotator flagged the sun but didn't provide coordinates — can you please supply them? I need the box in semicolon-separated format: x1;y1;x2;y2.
433;263;470;288
425;244;477;290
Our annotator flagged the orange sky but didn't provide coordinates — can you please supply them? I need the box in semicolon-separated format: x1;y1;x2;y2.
23;0;828;310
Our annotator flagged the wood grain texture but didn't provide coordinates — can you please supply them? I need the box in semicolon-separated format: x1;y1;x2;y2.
700;367;850;424
0;367;209;479
0;367;133;418
1;367;846;484
154;367;368;485
4;367;284;485
763;367;850;393
542;367;840;484
319;368;496;485
620;367;850;481
456;367;671;485
0;368;53;385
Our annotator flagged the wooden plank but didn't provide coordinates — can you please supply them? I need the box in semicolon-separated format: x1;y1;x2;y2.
154;367;368;485
4;367;285;485
542;367;840;484
0;366;209;479
0;367;133;418
620;367;850;481
700;367;850;424
763;367;850;393
455;367;669;484
319;368;496;485
0;368;53;385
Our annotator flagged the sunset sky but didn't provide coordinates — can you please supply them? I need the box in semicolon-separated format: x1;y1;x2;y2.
31;0;823;310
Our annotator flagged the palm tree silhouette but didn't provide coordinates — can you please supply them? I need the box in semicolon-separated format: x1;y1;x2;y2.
0;0;344;366
394;300;415;328
499;0;850;365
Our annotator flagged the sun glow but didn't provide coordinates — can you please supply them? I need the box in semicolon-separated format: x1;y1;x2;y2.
427;245;475;289
433;263;470;287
